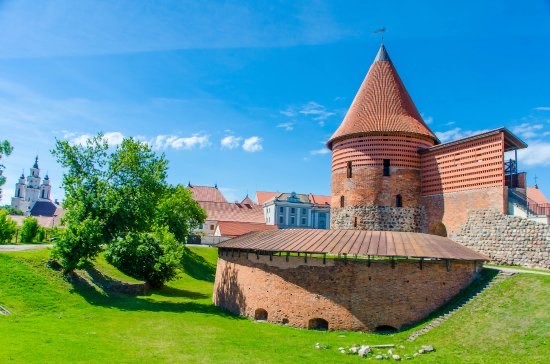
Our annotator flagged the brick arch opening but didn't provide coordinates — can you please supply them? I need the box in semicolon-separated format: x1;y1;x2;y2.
308;318;329;331
374;325;398;334
254;308;268;320
429;221;448;237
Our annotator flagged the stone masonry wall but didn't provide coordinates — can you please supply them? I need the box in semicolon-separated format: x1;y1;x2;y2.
330;205;426;232
213;254;479;331
454;209;550;269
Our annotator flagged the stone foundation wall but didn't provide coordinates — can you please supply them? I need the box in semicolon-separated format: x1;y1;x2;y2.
213;254;479;331
330;205;426;232
454;209;550;269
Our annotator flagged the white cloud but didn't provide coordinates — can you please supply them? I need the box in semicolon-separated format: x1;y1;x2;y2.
435;127;489;143
512;123;545;139
220;135;242;149
421;113;433;125
534;106;550;111
242;136;263;152
299;101;335;124
517;142;550;167
276;122;294;131
280;101;335;126
310;148;330;155
152;134;209;150
66;131;124;146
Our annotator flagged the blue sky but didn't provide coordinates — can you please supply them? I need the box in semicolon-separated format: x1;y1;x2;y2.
1;0;549;204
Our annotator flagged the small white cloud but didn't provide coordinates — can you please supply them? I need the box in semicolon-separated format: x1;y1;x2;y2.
310;148;330;155
242;136;263;152
277;122;294;131
435;128;489;143
280;108;297;117
299;101;335;124
421;114;433;125
152;134;209;150
512;123;545;139
534;106;550;111
280;101;335;126
220;135;242;149
517;142;550;166
445;121;456;126
65;131;124;146
103;132;124;146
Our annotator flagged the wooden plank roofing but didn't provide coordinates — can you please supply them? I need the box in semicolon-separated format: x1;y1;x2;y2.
216;229;488;261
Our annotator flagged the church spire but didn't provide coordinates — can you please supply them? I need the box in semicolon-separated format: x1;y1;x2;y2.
33;156;39;169
374;44;391;62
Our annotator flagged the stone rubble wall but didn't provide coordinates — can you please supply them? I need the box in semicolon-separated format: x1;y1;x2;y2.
454;209;550;269
330;206;426;232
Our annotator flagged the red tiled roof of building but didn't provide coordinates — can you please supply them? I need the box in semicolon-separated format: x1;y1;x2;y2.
216;221;277;237
198;201;265;223
240;195;255;206
327;45;438;149
256;191;279;205
527;186;550;205
308;193;331;206
189;185;227;203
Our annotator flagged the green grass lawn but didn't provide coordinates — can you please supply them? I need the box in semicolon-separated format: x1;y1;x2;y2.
0;247;548;363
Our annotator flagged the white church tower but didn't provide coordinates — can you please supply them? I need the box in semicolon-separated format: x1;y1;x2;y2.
11;156;53;215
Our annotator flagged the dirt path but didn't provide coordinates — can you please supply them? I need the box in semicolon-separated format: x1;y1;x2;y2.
0;244;53;252
486;265;550;276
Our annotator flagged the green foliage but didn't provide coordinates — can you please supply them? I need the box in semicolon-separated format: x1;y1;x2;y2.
1;205;24;215
0;139;13;187
53;216;105;272
51;133;205;283
0;209;17;243
36;227;46;242
20;216;39;243
155;185;206;243
105;228;183;287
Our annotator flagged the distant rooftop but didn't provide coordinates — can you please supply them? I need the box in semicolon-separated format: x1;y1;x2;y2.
188;184;227;203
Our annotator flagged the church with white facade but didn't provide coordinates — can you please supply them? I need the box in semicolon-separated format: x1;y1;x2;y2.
11;157;58;217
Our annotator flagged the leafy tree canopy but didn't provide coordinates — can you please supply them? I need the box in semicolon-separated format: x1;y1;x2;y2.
0;209;17;244
0;140;13;187
51;134;206;285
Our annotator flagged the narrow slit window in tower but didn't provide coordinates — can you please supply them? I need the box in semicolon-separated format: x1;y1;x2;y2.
396;194;403;207
340;195;345;208
346;161;352;178
383;159;390;176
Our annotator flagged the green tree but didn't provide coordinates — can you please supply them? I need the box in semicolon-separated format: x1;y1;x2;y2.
20;216;39;243
51;133;205;284
1;205;24;215
155;185;206;243
0;209;17;243
105;227;183;288
0;140;13;187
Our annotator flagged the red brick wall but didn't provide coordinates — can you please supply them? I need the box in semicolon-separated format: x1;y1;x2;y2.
422;186;506;235
213;254;479;331
331;134;432;209
421;133;504;196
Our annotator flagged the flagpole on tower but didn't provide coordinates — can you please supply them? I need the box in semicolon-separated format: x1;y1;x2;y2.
373;27;386;44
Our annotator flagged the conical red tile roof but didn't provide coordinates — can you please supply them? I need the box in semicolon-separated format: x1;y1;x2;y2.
328;45;438;149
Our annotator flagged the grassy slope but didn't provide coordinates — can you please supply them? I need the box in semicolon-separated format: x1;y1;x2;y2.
0;248;548;363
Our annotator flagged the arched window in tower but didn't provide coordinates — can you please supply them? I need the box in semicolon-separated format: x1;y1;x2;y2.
340;195;345;208
383;159;390;176
396;194;403;208
346;161;352;178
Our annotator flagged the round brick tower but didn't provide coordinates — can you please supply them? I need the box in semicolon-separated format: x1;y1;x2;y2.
328;45;439;232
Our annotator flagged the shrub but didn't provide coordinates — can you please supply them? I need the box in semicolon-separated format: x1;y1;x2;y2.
20;216;39;243
0;209;17;243
105;228;183;288
36;227;46;242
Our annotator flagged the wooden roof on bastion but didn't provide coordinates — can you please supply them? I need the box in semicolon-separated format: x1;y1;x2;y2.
216;229;488;261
